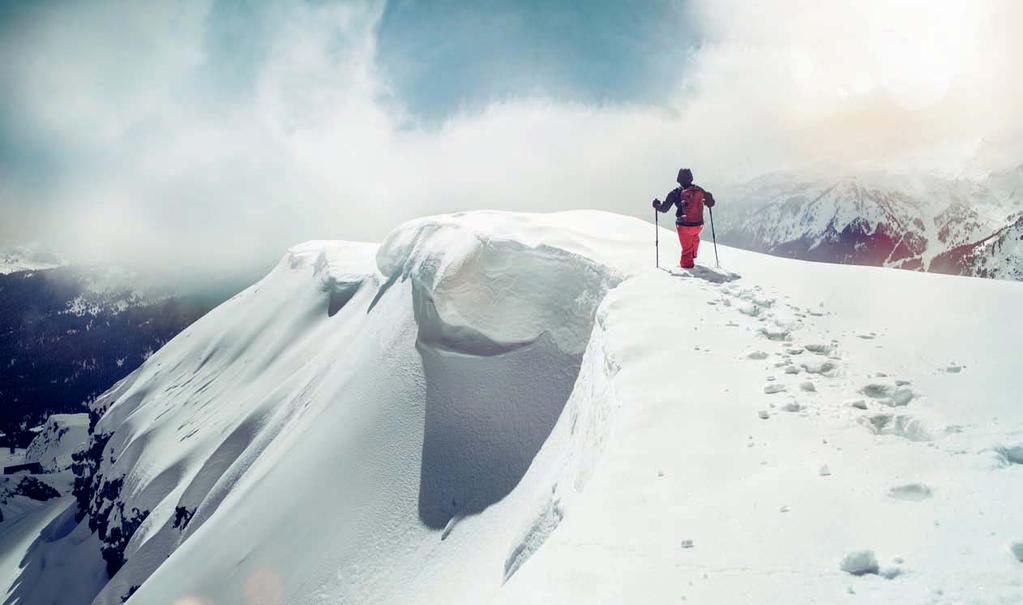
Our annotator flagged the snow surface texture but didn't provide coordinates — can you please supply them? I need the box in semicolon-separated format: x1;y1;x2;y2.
4;211;1022;604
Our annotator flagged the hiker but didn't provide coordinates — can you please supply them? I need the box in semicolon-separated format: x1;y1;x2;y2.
652;168;716;269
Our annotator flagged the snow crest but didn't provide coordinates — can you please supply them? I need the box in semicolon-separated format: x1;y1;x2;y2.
51;212;636;605
377;212;619;355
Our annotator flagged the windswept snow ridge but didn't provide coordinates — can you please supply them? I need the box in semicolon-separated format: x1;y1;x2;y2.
38;212;650;605
6;210;1022;604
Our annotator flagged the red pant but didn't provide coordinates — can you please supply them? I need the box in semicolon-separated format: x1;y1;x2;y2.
676;225;702;268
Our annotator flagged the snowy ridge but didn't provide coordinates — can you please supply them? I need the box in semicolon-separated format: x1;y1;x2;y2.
5;211;1022;604
56;212;652;605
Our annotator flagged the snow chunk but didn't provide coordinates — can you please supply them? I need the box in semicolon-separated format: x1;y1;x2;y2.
841;550;880;576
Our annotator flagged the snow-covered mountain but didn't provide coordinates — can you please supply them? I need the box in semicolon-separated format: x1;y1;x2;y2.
2;211;1021;604
932;213;1023;281
0;245;65;275
716;168;1023;279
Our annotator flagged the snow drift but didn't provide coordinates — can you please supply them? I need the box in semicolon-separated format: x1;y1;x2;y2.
3;210;1022;604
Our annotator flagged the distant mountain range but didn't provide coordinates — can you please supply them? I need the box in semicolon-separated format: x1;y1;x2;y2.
715;165;1023;280
0;262;242;446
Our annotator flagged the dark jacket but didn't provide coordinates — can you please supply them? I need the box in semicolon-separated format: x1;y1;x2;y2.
655;184;716;226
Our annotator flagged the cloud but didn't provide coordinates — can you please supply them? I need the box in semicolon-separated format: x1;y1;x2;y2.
678;0;1023;177
0;0;1019;277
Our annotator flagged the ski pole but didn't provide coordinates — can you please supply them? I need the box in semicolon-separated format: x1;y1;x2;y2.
654;209;659;269
709;206;720;268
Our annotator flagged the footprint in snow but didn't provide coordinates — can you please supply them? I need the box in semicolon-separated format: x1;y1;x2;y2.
859;383;915;407
758;325;791;341
887;483;933;501
763;383;786;394
859;414;932;442
800;359;837;375
738;303;761;317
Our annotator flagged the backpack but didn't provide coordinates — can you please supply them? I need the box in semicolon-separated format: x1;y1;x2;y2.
680;186;706;225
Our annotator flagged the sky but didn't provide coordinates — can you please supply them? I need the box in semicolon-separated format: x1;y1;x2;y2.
0;0;1020;276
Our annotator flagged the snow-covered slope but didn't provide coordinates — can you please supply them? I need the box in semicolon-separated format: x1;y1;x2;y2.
24;414;90;472
8;211;1022;604
718;170;1022;279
